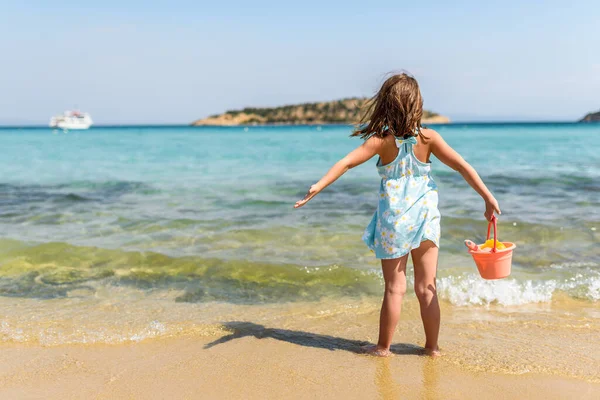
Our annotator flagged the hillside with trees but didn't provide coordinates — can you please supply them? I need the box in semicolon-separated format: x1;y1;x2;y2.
191;98;449;126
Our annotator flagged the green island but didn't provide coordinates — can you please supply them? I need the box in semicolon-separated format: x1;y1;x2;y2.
191;97;450;126
580;110;600;122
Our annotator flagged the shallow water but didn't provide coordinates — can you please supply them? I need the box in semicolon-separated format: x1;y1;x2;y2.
0;124;599;380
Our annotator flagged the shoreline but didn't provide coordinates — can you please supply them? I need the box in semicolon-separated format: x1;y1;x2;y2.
1;335;598;399
1;292;599;387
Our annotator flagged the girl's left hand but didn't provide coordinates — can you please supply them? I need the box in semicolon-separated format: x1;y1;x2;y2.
294;185;319;208
484;197;501;221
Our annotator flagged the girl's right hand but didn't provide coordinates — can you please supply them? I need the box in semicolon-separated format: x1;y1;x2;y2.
484;197;501;221
294;184;320;208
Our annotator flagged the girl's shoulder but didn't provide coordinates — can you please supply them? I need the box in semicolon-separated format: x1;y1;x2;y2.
420;127;441;140
364;132;397;149
364;133;401;162
418;127;442;147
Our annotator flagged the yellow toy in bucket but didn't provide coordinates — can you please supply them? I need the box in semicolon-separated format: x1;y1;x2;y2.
464;216;516;280
480;239;506;250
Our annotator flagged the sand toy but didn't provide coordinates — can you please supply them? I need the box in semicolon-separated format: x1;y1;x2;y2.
464;216;516;280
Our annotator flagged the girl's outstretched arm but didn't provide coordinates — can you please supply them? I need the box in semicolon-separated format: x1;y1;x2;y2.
429;130;501;221
294;136;384;208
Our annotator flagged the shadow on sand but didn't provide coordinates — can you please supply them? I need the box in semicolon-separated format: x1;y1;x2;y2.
204;321;425;356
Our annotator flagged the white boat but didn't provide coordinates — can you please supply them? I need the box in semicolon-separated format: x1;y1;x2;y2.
49;111;93;130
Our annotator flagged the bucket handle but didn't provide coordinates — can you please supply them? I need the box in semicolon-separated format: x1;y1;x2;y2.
486;215;498;253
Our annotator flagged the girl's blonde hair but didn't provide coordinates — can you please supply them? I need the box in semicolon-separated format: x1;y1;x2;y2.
352;73;424;140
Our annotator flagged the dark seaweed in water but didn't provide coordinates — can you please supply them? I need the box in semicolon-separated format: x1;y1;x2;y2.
174;273;377;304
0;181;157;207
432;171;600;194
0;240;382;303
0;181;159;222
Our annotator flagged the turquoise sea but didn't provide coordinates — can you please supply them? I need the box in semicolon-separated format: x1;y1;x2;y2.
0;123;599;351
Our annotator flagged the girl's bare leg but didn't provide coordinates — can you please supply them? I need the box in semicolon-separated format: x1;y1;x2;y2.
411;240;441;356
365;255;408;356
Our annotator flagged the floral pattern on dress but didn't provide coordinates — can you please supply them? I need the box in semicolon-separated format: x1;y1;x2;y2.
362;136;441;259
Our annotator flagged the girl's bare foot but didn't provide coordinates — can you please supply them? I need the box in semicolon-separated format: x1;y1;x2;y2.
424;347;442;357
361;344;392;357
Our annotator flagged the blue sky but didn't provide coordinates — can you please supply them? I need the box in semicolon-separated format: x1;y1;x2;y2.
0;0;598;124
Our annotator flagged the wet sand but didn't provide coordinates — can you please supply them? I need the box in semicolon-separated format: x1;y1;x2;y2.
1;330;599;400
1;293;600;399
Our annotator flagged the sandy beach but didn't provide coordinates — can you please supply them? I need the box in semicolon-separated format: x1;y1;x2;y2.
1;330;598;399
1;295;599;399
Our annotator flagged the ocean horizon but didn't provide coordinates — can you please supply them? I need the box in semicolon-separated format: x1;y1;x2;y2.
0;120;597;130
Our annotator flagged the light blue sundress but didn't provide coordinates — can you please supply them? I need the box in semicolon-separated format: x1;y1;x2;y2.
362;135;441;259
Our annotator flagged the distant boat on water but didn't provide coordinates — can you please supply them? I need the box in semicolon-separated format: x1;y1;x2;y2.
49;110;93;130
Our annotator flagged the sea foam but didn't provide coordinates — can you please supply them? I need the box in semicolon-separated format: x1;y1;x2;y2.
438;271;600;306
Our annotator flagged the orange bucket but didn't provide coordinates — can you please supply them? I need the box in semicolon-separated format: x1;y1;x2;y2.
468;216;516;280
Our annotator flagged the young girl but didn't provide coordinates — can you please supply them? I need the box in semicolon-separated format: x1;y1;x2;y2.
294;73;501;357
